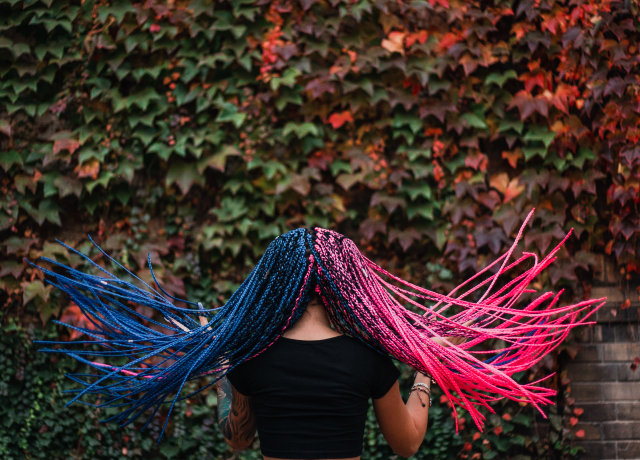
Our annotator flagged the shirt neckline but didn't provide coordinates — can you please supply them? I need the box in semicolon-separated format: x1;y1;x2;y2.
279;335;346;343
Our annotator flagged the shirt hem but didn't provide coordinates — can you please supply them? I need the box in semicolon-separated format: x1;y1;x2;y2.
260;448;362;459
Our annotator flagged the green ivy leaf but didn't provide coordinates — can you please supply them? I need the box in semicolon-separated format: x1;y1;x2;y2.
215;102;246;128
198;145;241;173
498;119;524;134
485;70;518;87
0;150;22;171
22;280;52;306
523;125;556;148
210;196;248;223
403;183;433;200
336;172;365;190
166;161;205;194
573;146;595;169
282;122;319;138
522;145;548;161
461;112;488;129
86;171;115;193
32;200;62;226
392;112;423;135
270;67;301;91
128;87;162;112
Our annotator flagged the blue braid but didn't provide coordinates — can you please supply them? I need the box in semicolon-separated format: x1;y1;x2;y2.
32;228;315;439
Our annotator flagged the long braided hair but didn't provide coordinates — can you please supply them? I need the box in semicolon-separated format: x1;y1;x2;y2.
34;211;605;437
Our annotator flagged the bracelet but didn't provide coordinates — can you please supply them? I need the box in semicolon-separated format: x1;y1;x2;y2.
411;382;432;396
413;370;436;385
410;383;432;407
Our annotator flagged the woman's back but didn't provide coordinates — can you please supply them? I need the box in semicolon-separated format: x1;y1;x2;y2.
227;335;399;459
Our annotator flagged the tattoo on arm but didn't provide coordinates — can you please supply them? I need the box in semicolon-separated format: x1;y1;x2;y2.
216;376;256;448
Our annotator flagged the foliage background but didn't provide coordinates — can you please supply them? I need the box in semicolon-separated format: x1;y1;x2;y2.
2;0;639;458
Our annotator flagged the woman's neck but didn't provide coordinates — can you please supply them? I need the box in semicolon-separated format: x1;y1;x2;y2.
282;301;341;340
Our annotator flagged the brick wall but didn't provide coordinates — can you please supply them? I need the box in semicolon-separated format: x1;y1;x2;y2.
565;258;640;459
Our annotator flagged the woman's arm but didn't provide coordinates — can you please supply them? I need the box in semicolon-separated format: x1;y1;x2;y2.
372;372;432;458
216;376;256;450
374;325;472;457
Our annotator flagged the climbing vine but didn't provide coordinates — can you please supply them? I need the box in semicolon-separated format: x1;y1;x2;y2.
2;0;639;458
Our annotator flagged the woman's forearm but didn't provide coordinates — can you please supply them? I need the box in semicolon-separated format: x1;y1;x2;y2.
405;373;431;450
216;376;256;449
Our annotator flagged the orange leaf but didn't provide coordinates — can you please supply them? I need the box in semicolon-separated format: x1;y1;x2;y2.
490;173;523;203
501;150;522;168
622;298;631;309
489;172;509;193
502;413;512;421
472;432;481;441
493;425;503;435
75;158;100;179
604;239;614;255
576;429;585;438
504;179;524;203
53;138;81;155
570;417;579;426
381;31;406;55
328;110;354;129
574;407;584;416
60;303;97;340
424;127;443;136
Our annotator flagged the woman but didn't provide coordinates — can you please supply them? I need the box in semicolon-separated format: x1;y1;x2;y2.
34;213;604;455
217;293;466;458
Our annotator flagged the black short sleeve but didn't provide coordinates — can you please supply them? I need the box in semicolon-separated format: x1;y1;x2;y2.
227;364;251;395
370;352;400;399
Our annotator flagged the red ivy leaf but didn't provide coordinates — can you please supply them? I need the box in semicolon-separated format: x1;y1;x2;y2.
327;110;353;129
359;218;386;241
465;151;488;171
508;90;549;120
520;72;546;93
437;31;463;52
406;30;428;47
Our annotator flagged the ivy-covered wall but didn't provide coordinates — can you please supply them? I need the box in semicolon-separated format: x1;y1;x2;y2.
2;0;639;458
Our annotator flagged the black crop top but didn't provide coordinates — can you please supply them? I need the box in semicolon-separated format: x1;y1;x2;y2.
227;335;399;459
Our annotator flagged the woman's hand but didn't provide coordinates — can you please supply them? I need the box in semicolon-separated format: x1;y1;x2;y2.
430;319;474;347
